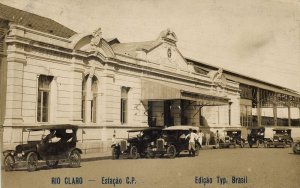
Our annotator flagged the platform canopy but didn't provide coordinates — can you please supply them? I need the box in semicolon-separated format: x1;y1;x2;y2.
141;79;229;106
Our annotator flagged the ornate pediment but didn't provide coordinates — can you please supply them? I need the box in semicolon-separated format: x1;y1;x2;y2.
158;28;178;44
71;27;115;58
90;28;102;47
208;68;227;87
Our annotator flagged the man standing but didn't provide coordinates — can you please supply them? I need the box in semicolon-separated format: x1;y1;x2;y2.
186;128;197;156
205;132;210;146
216;130;220;144
198;130;204;148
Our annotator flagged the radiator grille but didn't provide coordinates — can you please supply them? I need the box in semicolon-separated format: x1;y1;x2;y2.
120;140;127;151
157;139;164;151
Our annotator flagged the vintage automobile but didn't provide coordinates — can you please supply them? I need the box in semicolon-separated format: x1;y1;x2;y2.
146;126;201;158
111;127;164;159
3;124;82;172
218;128;245;148
292;141;300;154
264;128;293;148
247;127;265;148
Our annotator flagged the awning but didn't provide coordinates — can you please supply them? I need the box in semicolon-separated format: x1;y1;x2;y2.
141;79;229;106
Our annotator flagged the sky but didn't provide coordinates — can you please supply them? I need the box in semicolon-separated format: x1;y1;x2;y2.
1;0;300;92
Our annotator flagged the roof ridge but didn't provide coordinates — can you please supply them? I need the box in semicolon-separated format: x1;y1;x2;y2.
0;3;76;38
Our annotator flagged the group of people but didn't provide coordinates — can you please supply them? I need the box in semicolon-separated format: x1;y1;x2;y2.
185;129;220;156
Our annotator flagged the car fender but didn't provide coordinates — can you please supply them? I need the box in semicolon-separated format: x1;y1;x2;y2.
3;150;15;156
67;147;83;155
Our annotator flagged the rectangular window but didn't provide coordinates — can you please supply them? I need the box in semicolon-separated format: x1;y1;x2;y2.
240;104;252;126
37;75;52;122
121;87;129;124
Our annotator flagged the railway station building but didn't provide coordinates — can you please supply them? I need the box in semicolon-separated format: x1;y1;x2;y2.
1;3;299;152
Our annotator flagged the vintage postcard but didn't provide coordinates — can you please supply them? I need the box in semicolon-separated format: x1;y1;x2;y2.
0;0;300;188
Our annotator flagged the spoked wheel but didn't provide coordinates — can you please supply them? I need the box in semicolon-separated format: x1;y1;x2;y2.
167;145;176;159
27;152;38;172
146;151;155;159
69;150;81;168
129;146;138;159
293;143;300;154
112;148;120;160
46;160;59;168
4;154;15;171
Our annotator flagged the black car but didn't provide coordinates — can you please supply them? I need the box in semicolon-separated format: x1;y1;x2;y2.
247;127;265;148
264;128;293;148
147;126;200;158
218;129;245;148
111;127;164;159
3;124;82;172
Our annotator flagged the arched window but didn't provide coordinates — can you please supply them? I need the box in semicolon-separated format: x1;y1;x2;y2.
82;74;98;123
37;75;53;122
91;76;98;123
121;87;129;124
81;76;87;122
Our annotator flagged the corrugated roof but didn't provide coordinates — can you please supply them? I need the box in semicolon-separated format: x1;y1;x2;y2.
111;40;161;56
0;3;76;38
186;57;300;97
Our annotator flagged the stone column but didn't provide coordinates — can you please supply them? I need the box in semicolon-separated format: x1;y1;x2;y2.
256;88;262;126
273;103;277;126
288;105;291;127
3;44;26;125
228;102;232;126
3;43;26;149
71;66;84;123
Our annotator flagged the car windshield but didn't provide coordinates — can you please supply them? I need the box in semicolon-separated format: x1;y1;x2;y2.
274;130;289;135
26;130;46;142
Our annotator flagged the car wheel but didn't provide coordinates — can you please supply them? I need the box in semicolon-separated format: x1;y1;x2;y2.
167;145;176;159
4;154;15;171
112;148;120;160
282;143;286;148
69;150;81;168
129;146;138;159
46;160;59;168
27;152;38;172
293;143;300;154
146;151;155;159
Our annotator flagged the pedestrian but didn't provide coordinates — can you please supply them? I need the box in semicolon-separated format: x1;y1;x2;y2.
185;128;197;156
112;134;117;145
205;132;210;146
216;130;220;144
198;130;204;147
